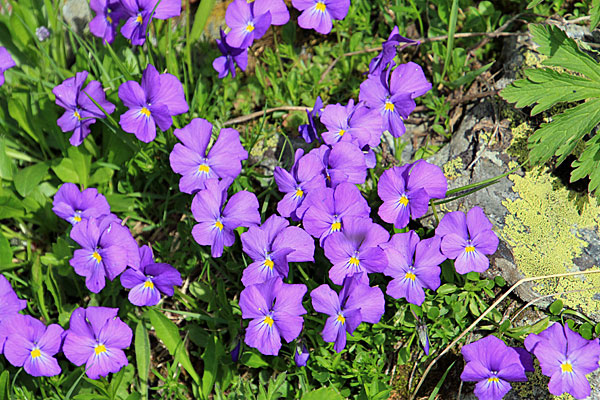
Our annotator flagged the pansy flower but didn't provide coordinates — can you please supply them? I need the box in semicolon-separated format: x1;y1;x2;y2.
169;118;248;194
118;64;188;143
239;277;307;356
63;307;132;379
525;322;600;399
191;178;261;258
241;215;314;286
299;96;323;144
359;62;431;137
320;100;383;149
53;71;116;146
52;183;111;225
0;274;27;325
301;182;370;245
225;0;271;49
69;215;140;293
0;46;16;87
309;142;368;187
311;274;384;352
213;29;248;79
377;160;447;229
369;27;419;77
292;0;350;35
274;149;326;220
461;335;529;400
294;343;309;366
435;207;499;274
382;231;445;306
324;218;389;285
120;0;181;46
120;245;182;306
89;0;124;44
1;314;63;377
249;0;289;25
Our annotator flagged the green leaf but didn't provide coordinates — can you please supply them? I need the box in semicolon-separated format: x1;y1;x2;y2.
14;162;49;197
0;370;8;400
428;361;455;400
592;0;600;30
303;387;343;400
202;336;218;399
146;308;200;384
526;0;544;8
528;99;600;165
549;299;563;315
67;147;91;189
190;0;216;43
0;192;25;219
448;61;493;89
52;158;79;183
135;322;150;400
0;138;15;181
571;132;600;193
0;232;11;270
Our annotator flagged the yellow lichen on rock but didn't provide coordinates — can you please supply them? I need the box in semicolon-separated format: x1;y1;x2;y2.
502;168;600;316
443;157;464;181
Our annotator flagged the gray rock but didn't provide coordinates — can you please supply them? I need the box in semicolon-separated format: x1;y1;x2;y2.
62;0;92;36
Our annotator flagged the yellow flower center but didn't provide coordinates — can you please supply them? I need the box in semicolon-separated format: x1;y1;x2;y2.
465;245;475;253
140;107;151;117
263;315;274;327
339;129;346;137
198;164;210;173
73;215;82;222
74;110;82;120
245;23;255;33
107;15;113;24
561;362;573;373
295;189;304;197
336;314;345;324
30;348;41;358
136;14;143;24
405;272;416;281
215;221;224;231
384;101;395;112
94;344;107;355
92;251;102;263
264;259;274;270
487;377;499;383
144;280;154;289
316;1;326;12
331;221;341;232
398;195;409;206
349;257;360;266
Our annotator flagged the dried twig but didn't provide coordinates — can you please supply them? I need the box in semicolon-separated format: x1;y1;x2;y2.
223;106;308;126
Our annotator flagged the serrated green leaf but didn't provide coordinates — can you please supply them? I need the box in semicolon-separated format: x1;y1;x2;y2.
14;162;49;197
529;24;600;81
146;308;200;384
303;387;343;400
501;69;600;115
528;99;600;165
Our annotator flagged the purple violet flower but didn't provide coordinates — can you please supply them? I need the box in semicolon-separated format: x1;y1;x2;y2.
382;231;446;306
53;71;116;146
294;343;309;366
377;160;447;229
52;183;111;225
301;182;370;245
1;314;63;377
89;0;124;44
369;27;419;77
309;142;368;187
120;0;181;46
118;64;188;143
310;273;384;352
231;339;242;362
525;322;600;399
0;47;16;87
120;245;182;306
292;0;350;35
0;274;27;325
299;96;323;144
191;178;261;258
324;218;389;285
63;307;132;379
239;277;307;356
435;207;499;274
250;0;289;25
169;118;248;194
241;214;314;286
69;215;140;293
225;0;272;49
274;149;326;220
213;29;248;79
359;62;431;137
320;99;383;149
461;335;529;400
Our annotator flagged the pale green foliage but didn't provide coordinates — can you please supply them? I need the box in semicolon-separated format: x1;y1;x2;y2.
501;24;600;194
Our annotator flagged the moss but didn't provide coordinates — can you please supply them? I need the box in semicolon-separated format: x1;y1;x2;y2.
507;122;533;166
443;157;464;181
502;168;600;316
